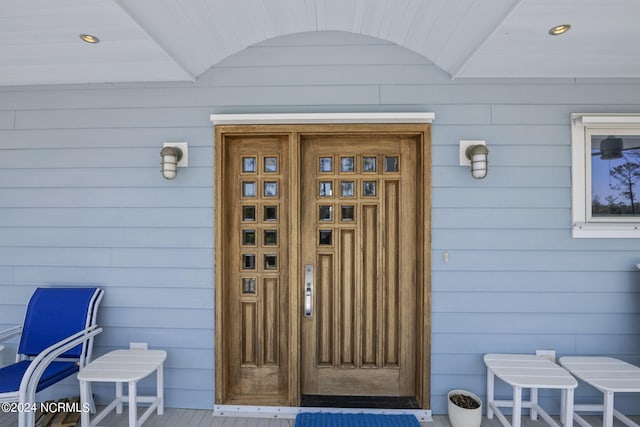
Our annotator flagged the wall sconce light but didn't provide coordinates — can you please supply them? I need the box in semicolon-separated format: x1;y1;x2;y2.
161;142;188;180
459;140;489;179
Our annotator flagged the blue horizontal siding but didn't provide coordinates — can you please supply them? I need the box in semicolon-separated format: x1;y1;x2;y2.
13;107;214;129
381;83;640;105
431;271;640;295
433;166;569;188
0;168;213;188
433;293;640;314
1;30;640;414
205;64;449;86
102;308;213;328
0;111;14;129
12;266;213;287
434;229;640;251
433;146;570;167
432;124;570;146
0;147;212;169
0;188;213;208
0;208;212;227
433;313;640;334
432;208;569;229
0;128;212;149
431;249;639;271
491;104;640;124
0;227;212;247
433;188;570;208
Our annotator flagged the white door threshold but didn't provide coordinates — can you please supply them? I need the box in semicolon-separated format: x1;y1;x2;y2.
213;404;432;423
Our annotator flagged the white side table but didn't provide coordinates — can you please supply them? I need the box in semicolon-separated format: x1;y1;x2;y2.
78;349;167;427
485;354;577;427
560;356;640;427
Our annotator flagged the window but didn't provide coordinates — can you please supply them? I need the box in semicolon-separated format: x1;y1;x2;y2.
571;113;640;238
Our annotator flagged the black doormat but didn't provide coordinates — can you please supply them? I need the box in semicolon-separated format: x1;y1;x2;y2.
301;395;419;409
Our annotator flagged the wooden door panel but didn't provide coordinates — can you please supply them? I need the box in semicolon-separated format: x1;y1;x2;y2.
338;229;356;367
300;134;418;398
315;369;401;396
217;134;289;405
316;253;334;366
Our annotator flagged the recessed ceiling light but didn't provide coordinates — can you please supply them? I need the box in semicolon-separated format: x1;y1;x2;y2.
548;24;571;36
79;34;100;44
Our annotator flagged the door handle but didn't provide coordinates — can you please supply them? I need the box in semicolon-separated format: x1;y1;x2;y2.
304;264;313;317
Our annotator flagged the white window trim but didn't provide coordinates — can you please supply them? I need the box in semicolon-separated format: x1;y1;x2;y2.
571;113;640;238
210;112;434;125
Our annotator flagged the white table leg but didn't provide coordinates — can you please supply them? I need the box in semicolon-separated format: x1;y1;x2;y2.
563;388;574;427
87;382;96;414
80;380;91;427
560;389;566;424
129;380;137;427
513;386;522;427
157;363;164;415
603;391;614;427
531;387;538;420
116;382;123;414
487;368;495;419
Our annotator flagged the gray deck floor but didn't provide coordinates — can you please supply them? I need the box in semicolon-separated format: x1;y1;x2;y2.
1;409;639;427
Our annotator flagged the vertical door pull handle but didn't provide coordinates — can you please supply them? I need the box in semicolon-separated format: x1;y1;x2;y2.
304;264;313;317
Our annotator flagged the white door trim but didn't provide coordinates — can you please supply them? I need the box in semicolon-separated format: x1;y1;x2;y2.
210;112;435;125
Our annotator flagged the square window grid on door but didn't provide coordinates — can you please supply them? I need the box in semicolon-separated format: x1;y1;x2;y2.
313;153;400;250
240;155;282;304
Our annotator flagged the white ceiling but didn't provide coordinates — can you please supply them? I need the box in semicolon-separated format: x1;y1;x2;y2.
1;0;639;86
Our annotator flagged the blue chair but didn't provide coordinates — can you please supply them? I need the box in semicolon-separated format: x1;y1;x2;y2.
0;287;103;426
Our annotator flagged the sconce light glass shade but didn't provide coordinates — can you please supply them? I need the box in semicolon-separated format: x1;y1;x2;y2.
161;146;183;180
465;144;489;179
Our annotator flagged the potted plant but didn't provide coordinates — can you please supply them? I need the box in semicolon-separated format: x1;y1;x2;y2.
447;389;482;427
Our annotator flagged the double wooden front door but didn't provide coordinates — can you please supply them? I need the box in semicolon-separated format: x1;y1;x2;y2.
215;125;430;408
